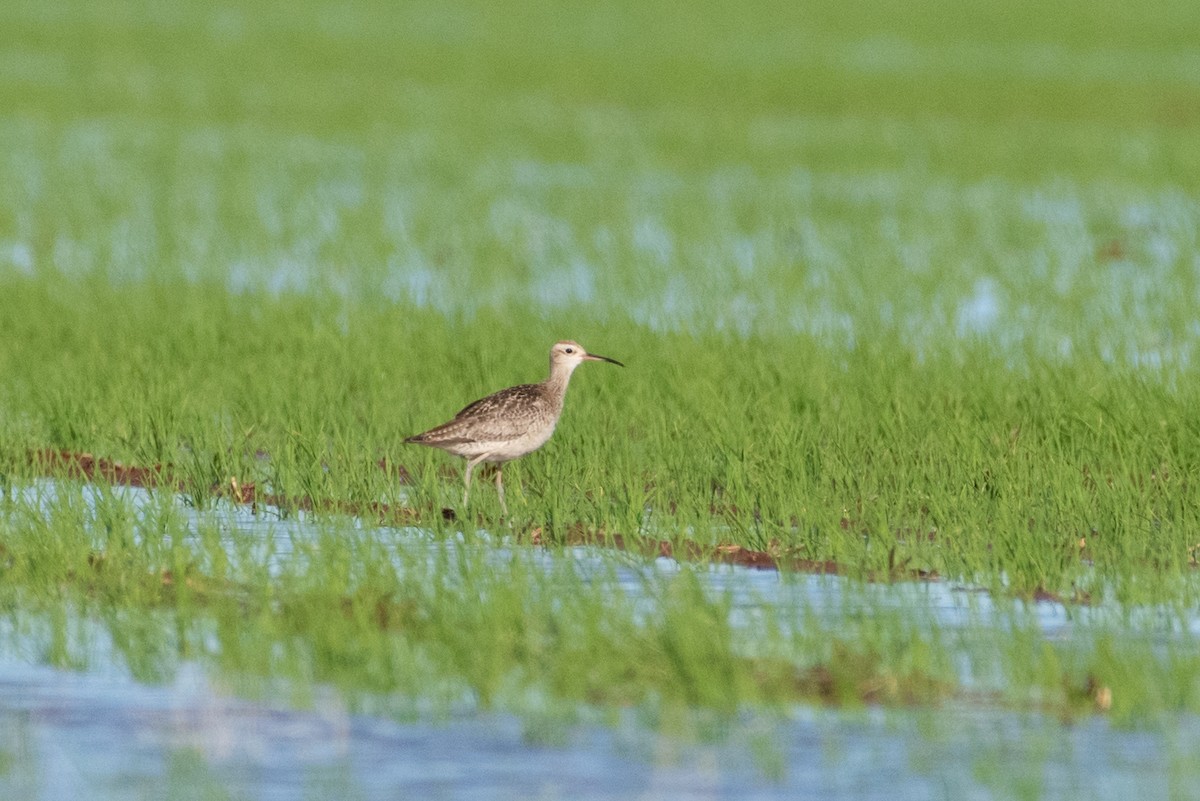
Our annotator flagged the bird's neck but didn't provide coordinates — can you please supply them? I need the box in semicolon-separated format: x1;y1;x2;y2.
542;364;576;403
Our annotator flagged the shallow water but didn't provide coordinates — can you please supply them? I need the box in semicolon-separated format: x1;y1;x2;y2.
3;654;1199;801
3;480;1200;798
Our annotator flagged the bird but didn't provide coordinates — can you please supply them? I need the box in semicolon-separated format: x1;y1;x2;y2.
404;340;623;513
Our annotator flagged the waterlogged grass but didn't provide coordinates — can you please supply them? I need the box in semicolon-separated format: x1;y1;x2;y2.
2;481;1199;732
0;482;921;715
1;0;1200;788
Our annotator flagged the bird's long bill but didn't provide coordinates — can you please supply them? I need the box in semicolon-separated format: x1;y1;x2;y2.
584;352;624;367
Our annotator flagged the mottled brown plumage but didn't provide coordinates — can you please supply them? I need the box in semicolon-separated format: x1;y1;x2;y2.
405;340;623;512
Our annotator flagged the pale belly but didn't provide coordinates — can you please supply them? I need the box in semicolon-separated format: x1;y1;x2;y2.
461;422;558;463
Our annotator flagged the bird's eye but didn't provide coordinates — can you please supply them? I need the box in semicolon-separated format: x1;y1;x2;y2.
565;347;574;354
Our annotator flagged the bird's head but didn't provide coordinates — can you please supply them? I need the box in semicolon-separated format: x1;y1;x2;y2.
550;340;624;373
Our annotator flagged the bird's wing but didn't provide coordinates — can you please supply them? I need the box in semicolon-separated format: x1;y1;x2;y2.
407;384;553;445
454;383;543;420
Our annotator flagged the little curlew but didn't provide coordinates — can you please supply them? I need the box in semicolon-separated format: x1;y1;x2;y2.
404;340;623;513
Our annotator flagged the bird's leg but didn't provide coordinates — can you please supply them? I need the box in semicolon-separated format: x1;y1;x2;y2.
463;454;489;508
494;465;507;515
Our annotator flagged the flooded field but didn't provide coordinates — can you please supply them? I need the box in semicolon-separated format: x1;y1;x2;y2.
4;0;1200;796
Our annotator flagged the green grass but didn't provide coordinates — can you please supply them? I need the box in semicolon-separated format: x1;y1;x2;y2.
2;0;1200;782
2;280;1199;603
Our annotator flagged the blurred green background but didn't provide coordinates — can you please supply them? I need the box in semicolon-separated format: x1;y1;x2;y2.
3;0;1198;359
